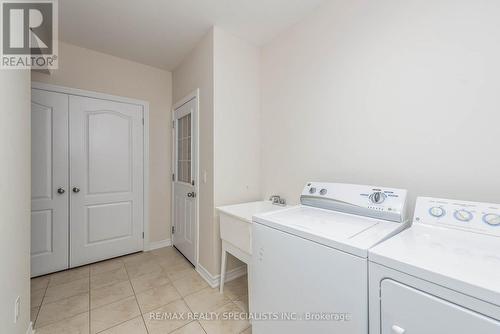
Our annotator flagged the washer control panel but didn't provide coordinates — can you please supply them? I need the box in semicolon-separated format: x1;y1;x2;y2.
414;197;500;237
300;182;408;223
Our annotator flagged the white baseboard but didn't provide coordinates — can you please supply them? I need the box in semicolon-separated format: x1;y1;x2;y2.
196;263;247;288
26;322;34;334
145;238;172;251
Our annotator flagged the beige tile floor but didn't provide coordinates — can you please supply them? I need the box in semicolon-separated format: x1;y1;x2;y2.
31;247;251;334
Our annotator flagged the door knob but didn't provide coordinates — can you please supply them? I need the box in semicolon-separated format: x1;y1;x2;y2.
57;187;65;194
72;187;80;193
391;325;406;334
187;192;196;198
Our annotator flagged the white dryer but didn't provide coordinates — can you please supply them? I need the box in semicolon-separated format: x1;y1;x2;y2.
369;197;500;334
251;182;409;334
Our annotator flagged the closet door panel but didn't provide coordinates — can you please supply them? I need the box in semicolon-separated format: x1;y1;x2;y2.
31;89;69;277
69;96;143;267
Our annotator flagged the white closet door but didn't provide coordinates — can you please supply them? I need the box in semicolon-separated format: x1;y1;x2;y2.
69;96;144;267
31;89;69;277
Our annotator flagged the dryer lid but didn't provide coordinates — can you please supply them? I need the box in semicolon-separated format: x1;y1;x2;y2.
369;224;500;307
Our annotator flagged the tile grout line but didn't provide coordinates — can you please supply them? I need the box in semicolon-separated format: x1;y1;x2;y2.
134;251;205;334
32;249;242;333
122;257;151;334
90;259;143;333
32;293;91;330
162;264;209;334
169;259;249;333
91;259;146;334
33;272;91;330
136;252;201;333
31;276;50;328
176;320;209;334
170;271;210;299
31;257;127;332
51;260;133;333
89;259;163;310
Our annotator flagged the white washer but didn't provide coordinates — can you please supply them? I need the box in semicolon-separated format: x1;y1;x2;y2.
369;197;500;334
251;182;409;334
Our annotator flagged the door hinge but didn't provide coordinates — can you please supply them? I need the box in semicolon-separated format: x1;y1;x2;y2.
171;226;175;234
142;232;144;239
191;180;195;186
172;173;175;181
142;118;144;125
172;120;175;128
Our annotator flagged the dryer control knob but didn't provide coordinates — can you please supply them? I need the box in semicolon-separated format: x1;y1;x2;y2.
483;213;500;226
429;206;446;218
454;209;473;222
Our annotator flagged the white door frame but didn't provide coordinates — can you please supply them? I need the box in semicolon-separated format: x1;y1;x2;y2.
31;82;151;251
171;89;200;267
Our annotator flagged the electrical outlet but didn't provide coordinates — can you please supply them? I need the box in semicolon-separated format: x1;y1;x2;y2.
14;296;20;323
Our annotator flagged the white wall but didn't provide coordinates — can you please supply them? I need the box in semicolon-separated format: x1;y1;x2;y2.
32;42;173;243
0;70;31;333
214;27;261;206
173;29;216;273
261;0;500;210
173;27;261;275
213;27;261;270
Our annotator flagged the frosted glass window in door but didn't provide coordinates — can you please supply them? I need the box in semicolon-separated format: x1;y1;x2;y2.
177;113;191;184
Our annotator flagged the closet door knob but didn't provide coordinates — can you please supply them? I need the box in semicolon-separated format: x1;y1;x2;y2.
57;187;65;194
72;187;80;193
391;325;406;334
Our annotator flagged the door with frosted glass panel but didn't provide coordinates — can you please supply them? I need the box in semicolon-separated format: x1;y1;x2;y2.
172;97;197;265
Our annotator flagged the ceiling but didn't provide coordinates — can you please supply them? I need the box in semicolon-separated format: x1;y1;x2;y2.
59;0;326;70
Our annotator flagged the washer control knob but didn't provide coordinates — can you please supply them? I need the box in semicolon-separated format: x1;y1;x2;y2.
454;209;473;222
429;206;446;218
319;188;327;195
369;191;386;204
309;187;317;194
483;213;500;226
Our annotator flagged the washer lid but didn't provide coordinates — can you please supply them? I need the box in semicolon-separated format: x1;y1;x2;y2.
369;224;500;307
253;205;407;258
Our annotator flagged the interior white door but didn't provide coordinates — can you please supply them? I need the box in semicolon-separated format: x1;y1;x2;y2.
31;89;69;277
69;95;144;267
172;97;197;265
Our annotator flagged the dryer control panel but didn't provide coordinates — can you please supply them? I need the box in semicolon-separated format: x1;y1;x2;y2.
414;197;500;237
300;182;408;223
